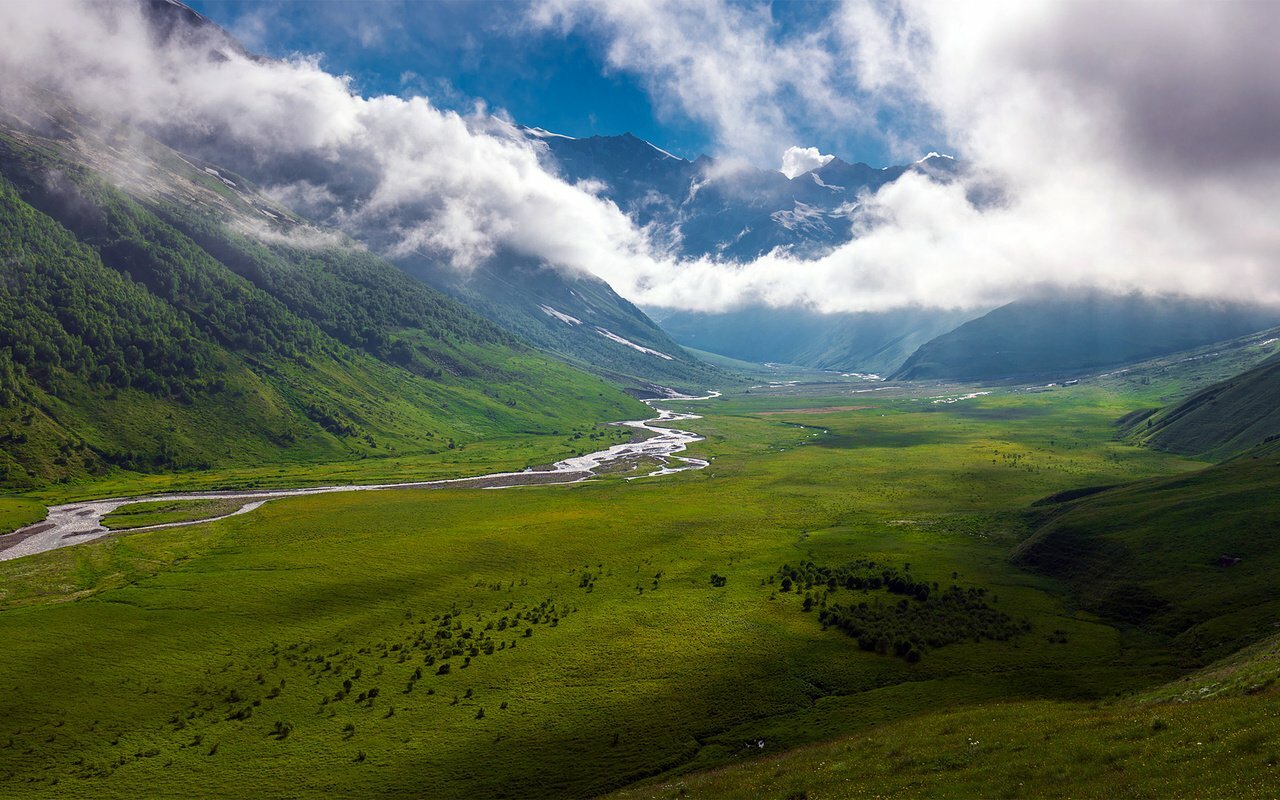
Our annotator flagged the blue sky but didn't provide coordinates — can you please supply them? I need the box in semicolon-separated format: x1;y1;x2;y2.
187;0;909;166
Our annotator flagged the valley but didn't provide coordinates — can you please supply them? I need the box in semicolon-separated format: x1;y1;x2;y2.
4;365;1275;797
2;2;1278;796
0;393;716;562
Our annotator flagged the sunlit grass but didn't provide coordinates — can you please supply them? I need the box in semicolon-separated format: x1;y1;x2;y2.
0;387;1247;797
101;498;250;530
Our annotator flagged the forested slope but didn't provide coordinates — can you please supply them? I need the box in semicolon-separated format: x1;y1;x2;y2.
0;126;643;489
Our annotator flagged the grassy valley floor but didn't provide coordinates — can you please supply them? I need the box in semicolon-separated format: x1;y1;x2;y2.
0;383;1258;798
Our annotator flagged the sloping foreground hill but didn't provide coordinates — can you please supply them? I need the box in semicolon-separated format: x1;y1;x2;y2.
0;121;643;489
609;453;1280;799
893;292;1280;381
1012;452;1280;666
1127;352;1280;460
608;637;1280;799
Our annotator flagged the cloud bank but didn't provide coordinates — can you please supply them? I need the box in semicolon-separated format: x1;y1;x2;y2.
2;0;1279;315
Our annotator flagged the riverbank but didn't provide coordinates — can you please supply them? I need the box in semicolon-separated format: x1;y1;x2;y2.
0;393;718;562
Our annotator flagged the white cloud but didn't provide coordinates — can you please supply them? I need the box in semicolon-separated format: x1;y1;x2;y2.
0;1;658;278
530;0;1280;312
779;146;835;179
2;0;1279;318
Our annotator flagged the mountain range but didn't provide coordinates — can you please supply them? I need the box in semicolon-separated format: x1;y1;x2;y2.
522;126;1280;379
3;0;1279;490
390;121;956;390
523;125;960;262
893;293;1280;382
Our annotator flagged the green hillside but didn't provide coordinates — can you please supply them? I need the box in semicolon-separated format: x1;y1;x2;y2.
610;663;1280;800
0;126;643;489
894;293;1280;381
1128;352;1280;459
401;254;726;393
1086;325;1280;404
1013;452;1280;665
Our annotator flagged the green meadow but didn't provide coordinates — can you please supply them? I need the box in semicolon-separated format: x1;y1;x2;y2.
0;498;44;533
101;499;251;530
0;383;1272;798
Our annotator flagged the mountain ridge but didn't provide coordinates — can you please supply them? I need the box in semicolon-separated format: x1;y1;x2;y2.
1127;350;1280;460
893;293;1280;382
0;110;645;488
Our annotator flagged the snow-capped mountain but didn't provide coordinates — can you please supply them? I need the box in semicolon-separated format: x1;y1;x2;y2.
522;125;958;262
521;126;973;372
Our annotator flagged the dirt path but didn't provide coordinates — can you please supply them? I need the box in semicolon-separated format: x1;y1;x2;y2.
0;392;719;562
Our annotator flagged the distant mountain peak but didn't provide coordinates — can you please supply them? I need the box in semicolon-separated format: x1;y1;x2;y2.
141;0;254;61
615;132;683;161
521;127;685;162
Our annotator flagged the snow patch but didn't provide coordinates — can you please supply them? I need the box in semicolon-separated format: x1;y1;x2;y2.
916;151;956;163
594;327;674;360
202;166;237;188
771;202;829;233
526;126;576;140
930;391;991;404
539;304;582;326
811;172;843;191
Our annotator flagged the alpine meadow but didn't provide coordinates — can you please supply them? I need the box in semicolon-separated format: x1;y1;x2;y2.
3;2;1280;798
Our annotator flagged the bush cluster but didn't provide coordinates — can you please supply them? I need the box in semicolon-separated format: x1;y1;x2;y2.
777;560;1028;661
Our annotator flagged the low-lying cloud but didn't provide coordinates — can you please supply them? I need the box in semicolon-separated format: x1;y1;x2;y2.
2;0;1279;315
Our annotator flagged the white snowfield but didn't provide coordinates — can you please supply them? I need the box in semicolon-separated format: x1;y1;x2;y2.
0;392;721;562
594;327;674;360
538;304;583;326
